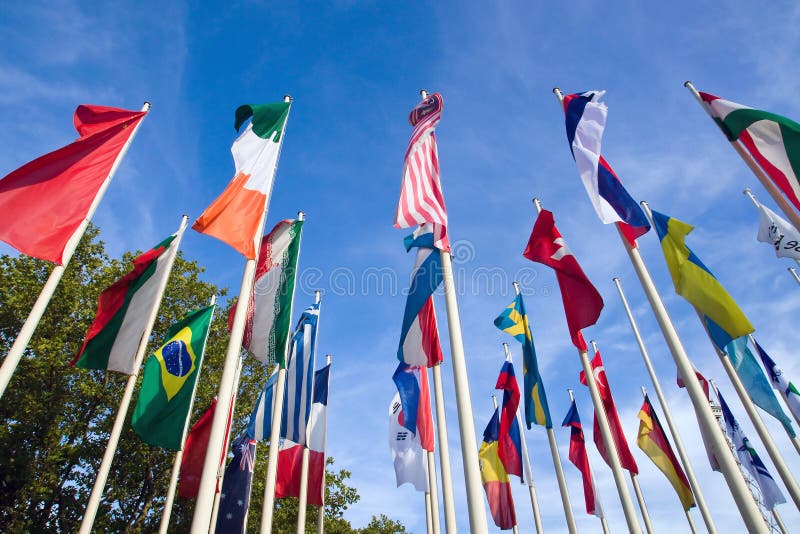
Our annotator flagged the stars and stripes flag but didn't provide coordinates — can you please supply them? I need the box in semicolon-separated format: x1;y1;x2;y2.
394;92;449;251
214;435;257;534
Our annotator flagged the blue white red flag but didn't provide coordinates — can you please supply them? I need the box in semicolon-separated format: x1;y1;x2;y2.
392;362;435;452
562;91;650;243
495;360;524;481
214;434;257;534
398;224;444;367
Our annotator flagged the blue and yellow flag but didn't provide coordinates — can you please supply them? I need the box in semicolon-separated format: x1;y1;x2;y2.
651;210;753;342
494;293;552;428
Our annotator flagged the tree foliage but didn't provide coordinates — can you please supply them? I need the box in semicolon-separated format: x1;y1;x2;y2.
0;226;405;533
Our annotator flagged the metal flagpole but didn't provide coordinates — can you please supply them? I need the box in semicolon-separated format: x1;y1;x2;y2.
743;188;800;272
316;353;332;534
512;281;577;533
159;295;218;534
685;510;699;534
629;473;653;534
788;267;800;287
502;343;543;534
425;488;434;534
684;81;800;233
425;367;442;534
79;215;188;534
0;102;151;401
613;277;717;533
772;509;788;534
431;362;457;534
191;95;294;534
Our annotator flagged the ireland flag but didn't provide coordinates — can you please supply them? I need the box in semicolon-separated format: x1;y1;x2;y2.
701;91;800;212
71;221;185;374
131;304;215;450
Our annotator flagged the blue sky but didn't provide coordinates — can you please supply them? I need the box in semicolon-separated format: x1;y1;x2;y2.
3;1;800;532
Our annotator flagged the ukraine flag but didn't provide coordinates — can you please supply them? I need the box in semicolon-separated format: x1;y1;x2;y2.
651;210;753;343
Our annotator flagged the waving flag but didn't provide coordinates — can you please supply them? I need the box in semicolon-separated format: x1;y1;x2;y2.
389;393;428;492
398;224;444;367
753;197;800;260
726;337;794;437
193;101;291;258
214;435;257;534
523;209;603;351
717;388;786;510
179;399;235;498
72;226;184;374
562;91;650;243
652;209;754;347
0;104;147;264
229;218;303;365
392;363;434;452
700;91;800;211
394;93;449;250
754;340;800;424
562;400;604;517
131;305;215;450
677;368;720;471
637;395;695;510
495;361;524;481
494;293;552;428
479;408;517;530
579;350;639;474
247;368;278;441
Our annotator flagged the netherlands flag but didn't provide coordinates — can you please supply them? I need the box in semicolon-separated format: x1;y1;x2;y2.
392;362;435;452
563;91;650;243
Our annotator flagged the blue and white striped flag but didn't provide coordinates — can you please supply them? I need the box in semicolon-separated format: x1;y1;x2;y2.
247;302;320;445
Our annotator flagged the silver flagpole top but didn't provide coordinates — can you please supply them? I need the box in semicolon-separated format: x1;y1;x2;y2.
298;211;305;221
640;385;647;398
567;389;575;402
491;395;498;410
326;354;331;365
532;197;543;214
420;89;428;99
589;340;599;353
142;102;152;111
512;281;521;295
314;290;321;304
284;94;293;102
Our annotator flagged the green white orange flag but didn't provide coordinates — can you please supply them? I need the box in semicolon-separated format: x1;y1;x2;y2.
700;91;800;212
0;105;147;264
229;218;303;366
71;220;186;374
131;304;215;450
193;102;291;258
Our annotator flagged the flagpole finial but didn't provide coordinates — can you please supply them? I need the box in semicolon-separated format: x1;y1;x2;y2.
283;94;293;103
532;197;543;214
298;211;305;221
512;281;521;295
420;89;428;99
640;385;647;398
589;340;599;353
142;102;152;112
612;276;620;283
491;395;498;410
502;343;511;360
567;388;575;402
326;354;331;365
683;81;693;88
210;294;217;306
314;290;322;304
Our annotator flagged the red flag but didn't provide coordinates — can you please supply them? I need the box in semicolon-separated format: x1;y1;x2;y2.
495;361;523;479
562;400;603;517
0;105;146;264
677;367;710;400
523;209;603;351
579;350;639;474
178;397;235;498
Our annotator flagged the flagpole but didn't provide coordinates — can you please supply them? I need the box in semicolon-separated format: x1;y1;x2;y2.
501;343;543;534
683;81;800;232
788;267;800;287
512;282;577;534
425;488;434;534
613;277;717;533
159;294;218;534
431;362;458;534
425;374;442;534
685;510;698;534
191;95;294;534
743;188;800;271
772;509;788;534
316;353;332;534
0;102;151;401
78;214;188;534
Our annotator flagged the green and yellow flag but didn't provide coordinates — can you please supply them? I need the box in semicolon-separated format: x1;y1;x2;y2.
132;304;215;450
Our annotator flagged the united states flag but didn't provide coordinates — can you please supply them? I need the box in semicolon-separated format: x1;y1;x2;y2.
394;92;449;250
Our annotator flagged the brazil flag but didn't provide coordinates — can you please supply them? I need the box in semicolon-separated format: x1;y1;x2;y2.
132;304;215;449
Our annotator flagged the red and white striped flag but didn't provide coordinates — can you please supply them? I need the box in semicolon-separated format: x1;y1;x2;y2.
394;92;449;250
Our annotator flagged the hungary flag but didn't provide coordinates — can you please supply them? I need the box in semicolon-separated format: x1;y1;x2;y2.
132;304;215;450
701;92;800;211
230;218;303;366
71;225;184;374
193;101;291;259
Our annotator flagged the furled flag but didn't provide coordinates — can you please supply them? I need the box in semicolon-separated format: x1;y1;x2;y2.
392;363;434;452
752;197;800;260
247;302;320;445
579;350;639;474
479;408;517;530
71;224;185;374
717;388;786;510
229;218;303;365
726;337;794;437
214;435;257;534
276;363;330;506
495;360;524;481
389;392;428;492
699;91;800;212
637;394;695;510
131;304;216;449
0;104;147;264
523;209;603;351
561;91;650;243
494;293;552;429
193;101;291;258
677;368;720;471
754;339;800;424
562;400;604;517
394;93;449;250
651;209;754;349
398;224;444;367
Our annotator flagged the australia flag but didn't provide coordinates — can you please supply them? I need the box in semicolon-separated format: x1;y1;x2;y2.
215;434;257;534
